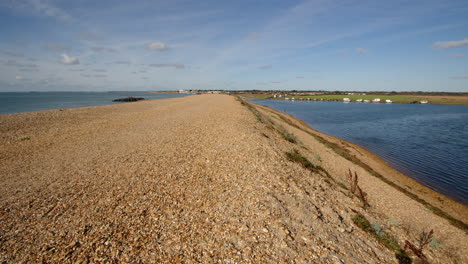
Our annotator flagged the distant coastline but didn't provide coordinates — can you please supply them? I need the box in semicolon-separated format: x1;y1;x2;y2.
239;92;468;105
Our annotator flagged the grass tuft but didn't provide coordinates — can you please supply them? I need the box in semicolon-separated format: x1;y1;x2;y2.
281;131;297;143
285;149;330;178
352;214;411;264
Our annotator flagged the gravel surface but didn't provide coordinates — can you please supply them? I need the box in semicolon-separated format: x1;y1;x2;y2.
0;94;465;263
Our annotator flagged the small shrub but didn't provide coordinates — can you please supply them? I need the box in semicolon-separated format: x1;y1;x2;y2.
314;154;321;162
372;223;384;237
404;229;434;263
429;237;441;250
20;137;30;141
388;218;399;226
286;149;331;179
286;150;316;170
347;169;370;208
281;131;297;143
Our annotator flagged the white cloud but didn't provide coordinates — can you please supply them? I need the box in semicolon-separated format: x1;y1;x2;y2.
59;54;79;65
147;42;169;51
29;0;71;21
434;38;468;49
355;48;368;54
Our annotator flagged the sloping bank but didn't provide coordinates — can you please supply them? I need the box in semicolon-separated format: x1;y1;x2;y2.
0;94;466;263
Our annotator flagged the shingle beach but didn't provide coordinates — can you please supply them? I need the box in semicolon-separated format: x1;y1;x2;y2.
1;94;466;263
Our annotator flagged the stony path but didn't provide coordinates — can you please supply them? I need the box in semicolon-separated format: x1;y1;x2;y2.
0;95;461;263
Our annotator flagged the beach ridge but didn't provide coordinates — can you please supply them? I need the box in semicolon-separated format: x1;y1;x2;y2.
0;94;466;263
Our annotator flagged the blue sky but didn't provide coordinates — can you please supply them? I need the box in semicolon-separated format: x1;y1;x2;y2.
0;0;467;92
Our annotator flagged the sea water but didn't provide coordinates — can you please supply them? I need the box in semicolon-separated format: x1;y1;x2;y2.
0;92;188;115
253;99;468;205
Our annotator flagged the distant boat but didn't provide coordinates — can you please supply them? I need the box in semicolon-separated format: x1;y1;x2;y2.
372;98;381;103
343;98;351;102
356;99;363;102
385;99;393;103
420;100;428;104
363;100;370;103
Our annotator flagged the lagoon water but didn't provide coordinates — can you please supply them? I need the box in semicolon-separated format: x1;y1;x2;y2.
253;99;468;205
0;92;188;115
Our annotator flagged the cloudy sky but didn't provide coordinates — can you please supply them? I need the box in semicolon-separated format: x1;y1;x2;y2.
1;0;467;92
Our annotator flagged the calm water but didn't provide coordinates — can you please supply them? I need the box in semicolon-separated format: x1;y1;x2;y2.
253;99;468;205
0;92;189;115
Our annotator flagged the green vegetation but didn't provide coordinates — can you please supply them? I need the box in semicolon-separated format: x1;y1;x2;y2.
337;182;348;190
286;149;317;170
352;214;411;263
314;153;321;162
285;149;330;177
281;131;297;143
20;137;30;141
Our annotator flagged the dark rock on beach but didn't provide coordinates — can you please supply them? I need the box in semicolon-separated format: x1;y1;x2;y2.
112;97;145;102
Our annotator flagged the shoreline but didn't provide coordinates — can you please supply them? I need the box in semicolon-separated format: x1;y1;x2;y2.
0;94;466;262
249;99;467;207
251;102;467;221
